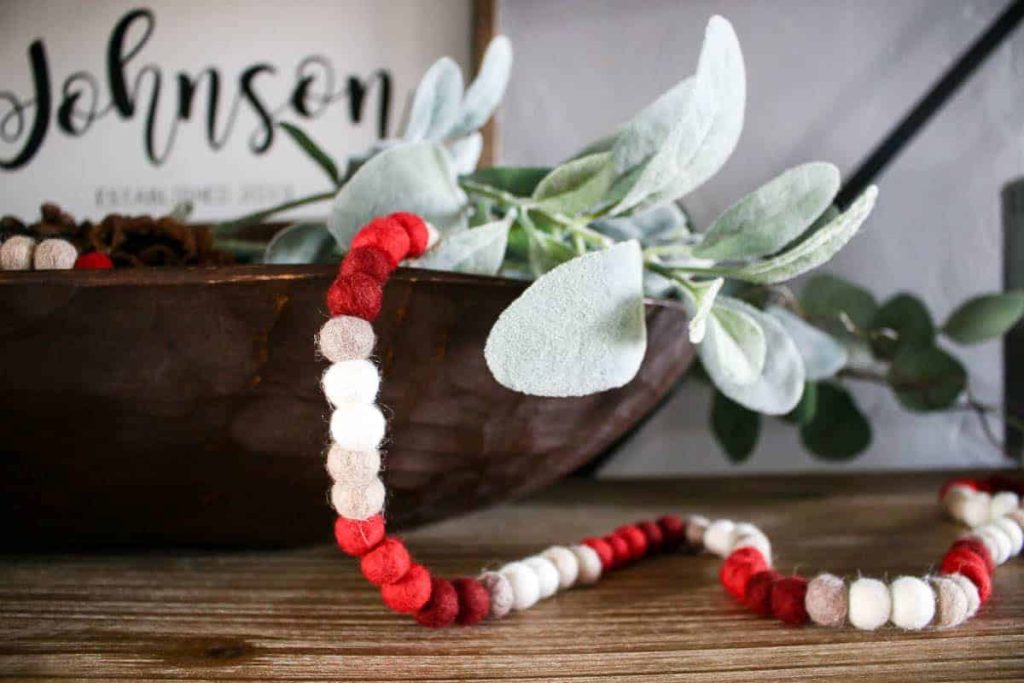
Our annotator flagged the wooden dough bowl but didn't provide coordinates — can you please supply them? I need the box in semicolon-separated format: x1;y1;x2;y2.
0;265;694;548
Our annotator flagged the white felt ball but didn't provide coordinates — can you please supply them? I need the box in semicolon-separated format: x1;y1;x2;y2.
322;359;380;406
848;577;892;631
733;523;772;564
325;444;380;484
992;517;1024;557
33;238;77;270
944;486;974;521
703;519;736;557
930;576;969;628
685;515;709;548
425;221;440;249
889;576;935;630
990;491;1020;521
524;556;560;599
960;491;992;528
947;573;980;618
317;315;375;363
0;235;36;271
975;526;1012;565
330;403;386;451
541;546;579;589
570;544;602;585
330;477;385;520
501;561;541;611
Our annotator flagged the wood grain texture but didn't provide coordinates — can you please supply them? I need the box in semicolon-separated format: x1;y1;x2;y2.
0;265;692;547
1;472;1022;681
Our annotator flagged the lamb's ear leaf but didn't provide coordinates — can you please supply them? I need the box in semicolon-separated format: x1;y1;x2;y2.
404;57;465;142
414;212;513;276
766;306;847;380
533;152;615;215
264;222;334;264
450;35;513;137
698;297;766;385
485;241;647;397
446;132;483;176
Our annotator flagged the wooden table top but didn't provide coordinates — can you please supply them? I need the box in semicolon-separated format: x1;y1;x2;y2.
2;472;1022;681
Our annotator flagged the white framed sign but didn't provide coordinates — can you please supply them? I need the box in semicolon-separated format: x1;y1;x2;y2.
0;0;472;220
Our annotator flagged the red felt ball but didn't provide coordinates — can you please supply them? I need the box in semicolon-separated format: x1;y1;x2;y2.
340;246;395;283
770;576;809;625
381;563;432;613
74;251;113;270
636;520;664;554
352;217;411;266
657;514;686;552
333;514;385;557
326;273;383;320
604;534;632;568
615;525;649;560
389;212;430;257
720;547;768;600
415;578;459;628
744;569;782;616
941;548;992;603
451;577;491;626
360;537;411;586
582;537;614;570
951;538;995;573
939;477;980;500
984;474;1024;497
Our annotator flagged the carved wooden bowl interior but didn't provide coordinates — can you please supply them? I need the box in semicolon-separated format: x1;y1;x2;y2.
0;265;694;548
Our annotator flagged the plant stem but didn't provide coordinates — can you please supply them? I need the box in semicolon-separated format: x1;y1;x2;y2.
213;190;336;236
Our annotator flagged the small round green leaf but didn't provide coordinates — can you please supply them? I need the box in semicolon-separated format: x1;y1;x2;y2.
711;390;761;462
784;381;818;426
942;292;1024;345
801;273;877;329
887;345;967;412
799;382;871;460
871;293;934;358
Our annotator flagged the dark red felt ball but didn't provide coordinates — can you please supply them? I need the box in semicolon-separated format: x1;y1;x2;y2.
744;569;782;616
340;246;395;283
352;217;411;266
451;577;491;626
720;547;768;601
326;272;383;320
941;548;992;603
770;576;809;625
415;578;459;628
360;537;412;586
74;251;113;270
381;563;432;613
333;514;385;557
605;534;631;568
389;212;430;257
583;537;614;570
636;520;664;554
939;477;979;500
615;525;648;560
951;538;995;573
984;474;1024;497
657;514;686;552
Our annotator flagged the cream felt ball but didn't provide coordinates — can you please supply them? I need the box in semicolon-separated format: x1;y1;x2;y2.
992;517;1024;557
960;491;992;528
947;573;980;618
500;562;541;611
975;526;1012;564
317;315;375;362
478;571;514;619
805;573;847;627
570;544;602;584
33;238;77;270
330;403;386;451
733;525;772;565
322;359;380;406
989;491;1020;521
524;556;560;599
0;235;36;271
685;515;709;548
331;477;385;520
703;519;736;557
848;577;891;630
325;444;380;484
931;576;969;628
541;546;579;589
889;576;934;630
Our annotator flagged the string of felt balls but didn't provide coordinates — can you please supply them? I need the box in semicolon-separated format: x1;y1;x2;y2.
0;234;114;271
318;211;1023;629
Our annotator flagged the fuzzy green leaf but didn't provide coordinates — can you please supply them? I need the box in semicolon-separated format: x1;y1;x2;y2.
279;122;341;187
485;241;647;397
767;306;847;380
712;389;761;462
533;152;615;215
679;277;724;343
450;35;512;137
404;57;464;141
694;162;840;260
799;382;871;460
446;132;483;175
887;345;967;412
263;222;334;264
942;292;1024;345
699;297;766;385
415;213;513;276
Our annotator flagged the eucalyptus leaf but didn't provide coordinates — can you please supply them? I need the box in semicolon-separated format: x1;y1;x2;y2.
414;212;513;276
784;381;818;426
942;291;1024;344
533;152;615;215
446;132;483;176
701;297;805;414
801;272;878;330
404;57;464;142
699;296;766;386
711;389;761;462
799;382;871;460
724;186;877;285
450;35;513;137
766;306;847;380
485;241;647;397
871;293;934;357
679;277;724;343
326;142;467;248
694;162;840;260
264;222;334;264
464;166;551;197
279;122;341;186
887;344;967;412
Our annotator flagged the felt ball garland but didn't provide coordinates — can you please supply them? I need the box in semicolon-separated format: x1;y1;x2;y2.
320;213;1023;629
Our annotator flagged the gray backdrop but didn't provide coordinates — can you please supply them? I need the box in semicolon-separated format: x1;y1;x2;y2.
498;0;1023;474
